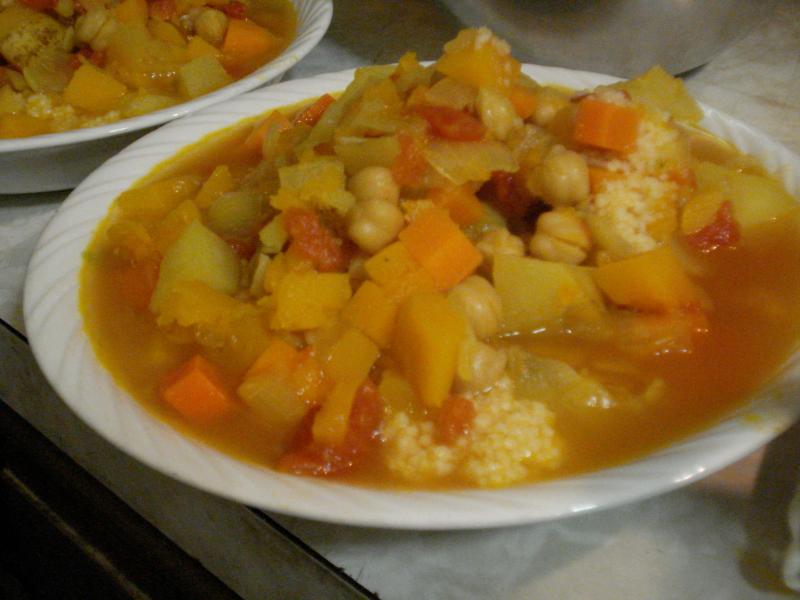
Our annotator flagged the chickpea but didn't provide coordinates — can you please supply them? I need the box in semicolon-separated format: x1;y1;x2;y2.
529;207;591;265
455;340;507;393
347;198;404;254
476;227;525;270
536;145;589;207
448;276;503;340
195;8;228;47
348;166;400;205
476;87;521;141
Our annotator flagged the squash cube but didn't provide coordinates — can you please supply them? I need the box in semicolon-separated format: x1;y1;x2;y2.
63;64;127;113
177;55;233;99
392;292;465;408
363;241;436;303
341;280;398;347
271;271;351;330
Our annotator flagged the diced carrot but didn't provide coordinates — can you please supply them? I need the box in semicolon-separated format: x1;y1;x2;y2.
573;98;641;153
283;207;348;272
413;104;486;141
243;110;291;154
391;130;428;188
161;355;234;422
429;185;484;225
398;206;482;290
246;337;301;379
278;379;382;477
685;201;740;252
293;94;335;127
222;18;280;76
508;85;538;119
436;395;476;445
587;166;624;194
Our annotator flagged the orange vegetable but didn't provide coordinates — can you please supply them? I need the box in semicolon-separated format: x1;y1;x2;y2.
363;241;437;304
0;114;50;138
243;110;291;154
685;201;740;252
293;94;335;127
429;185;484;225
508;85;538;119
283;207;348;272
195;165;235;210
573;98;641;153
414;105;486;141
161;355;234;422
587;166;624;194
63;64;128;113
245;337;301;379
110;259;160;311
391;130;428;188
148;0;175;20
436;395;476;445
341;280;398;347
222;18;280;76
398;206;482;290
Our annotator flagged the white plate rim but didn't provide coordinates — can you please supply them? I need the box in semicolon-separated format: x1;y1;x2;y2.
23;64;800;530
0;0;332;153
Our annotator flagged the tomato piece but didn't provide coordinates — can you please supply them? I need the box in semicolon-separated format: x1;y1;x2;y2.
413;105;486;141
278;380;383;477
20;0;56;11
223;0;247;19
481;171;538;219
148;0;175;20
435;395;475;445
283;207;348;272
293;94;335;127
686;201;740;252
391;130;428;188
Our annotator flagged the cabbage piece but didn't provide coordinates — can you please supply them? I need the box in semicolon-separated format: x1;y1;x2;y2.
425;140;517;185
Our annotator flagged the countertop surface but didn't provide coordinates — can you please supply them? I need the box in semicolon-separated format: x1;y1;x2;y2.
1;1;799;598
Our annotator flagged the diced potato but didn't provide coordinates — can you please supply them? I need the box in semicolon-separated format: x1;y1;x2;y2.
312;328;379;445
258;214;288;254
593;246;704;312
206;190;263;238
63;64;127;113
493;254;605;333
271;158;356;215
120;92;178;118
341;280;398;347
177;54;233;99
337;78;404;136
694;161;796;231
271;271;352;330
392;292;465;407
150;220;240;314
333;135;400;176
186;35;221;60
116;175;201;221
616;65;703;123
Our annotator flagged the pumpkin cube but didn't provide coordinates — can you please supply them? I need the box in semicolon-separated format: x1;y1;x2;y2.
63;64;127;113
271;271;351;330
341;280;398;347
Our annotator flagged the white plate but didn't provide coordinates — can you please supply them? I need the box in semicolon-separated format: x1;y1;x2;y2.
23;65;800;529
0;0;332;194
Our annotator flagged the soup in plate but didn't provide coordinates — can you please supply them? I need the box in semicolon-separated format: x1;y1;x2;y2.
81;28;800;490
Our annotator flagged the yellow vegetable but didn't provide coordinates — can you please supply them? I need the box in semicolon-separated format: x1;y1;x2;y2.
312;328;379;445
195;164;235;209
392;292;465;408
114;0;148;25
271;271;352;330
152;199;200;253
177;54;233;99
186;35;221;60
63;64;127;113
680;190;725;234
116;175;201;221
271;157;356;215
363;241;436;303
148;20;186;47
617;65;703;123
435;27;520;92
593;246;704;312
341;280;398;347
493;254;605;333
258;214;288;254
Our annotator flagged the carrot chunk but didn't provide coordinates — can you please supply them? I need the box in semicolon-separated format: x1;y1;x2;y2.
293;94;335;127
508;85;538;119
398;206;482;290
161;355;234;422
222;18;280;76
429;185;484;226
573;98;641;153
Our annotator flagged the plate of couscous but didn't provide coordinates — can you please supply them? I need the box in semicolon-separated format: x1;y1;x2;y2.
0;0;331;193
24;28;800;528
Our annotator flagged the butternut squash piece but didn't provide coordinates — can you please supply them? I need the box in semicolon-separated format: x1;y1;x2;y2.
593;246;703;312
312;328;379;446
116;175;201;221
195;164;235;209
63;64;127;113
392;292;464;408
435;27;520;92
341;280;398;347
271;271;351;330
363;241;436;303
177;55;233;99
616;65;703;123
